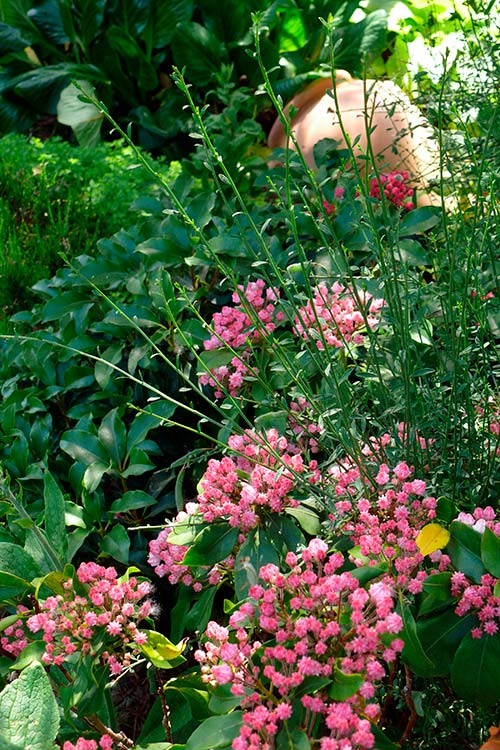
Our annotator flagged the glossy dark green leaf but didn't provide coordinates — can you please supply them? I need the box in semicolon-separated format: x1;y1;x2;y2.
417;610;477;676
234;528;280;600
399;603;436;676
101;524;130;565
98;408;127;466
184;585;218;633
183;524;239;567
481;526;500;577
43;471;68;564
186;713;243;750
451;631;500;705
60;429;108;465
446;521;485;583
109;490;155;515
399;206;441;236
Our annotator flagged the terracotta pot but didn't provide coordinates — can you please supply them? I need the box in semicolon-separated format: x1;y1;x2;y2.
268;72;442;202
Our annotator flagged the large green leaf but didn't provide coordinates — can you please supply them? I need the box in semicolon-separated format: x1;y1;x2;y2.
234;528;280;599
417;610;477;676
0;663;59;750
0;22;32;54
451;631;500;705
0;542;41;581
43;471;68;564
446;521;485;583
399;206;441;236
182;524;239;567
28;0;69;45
98;407;127;466
60;429;108;465
171;22;227;86
186;712;243;750
151;0;194;48
480;526;500;578
399;602;435;676
101;524;130;565
57;80;103;147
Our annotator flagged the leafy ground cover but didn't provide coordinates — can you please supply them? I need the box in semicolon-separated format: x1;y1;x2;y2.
0;3;498;750
0;134;175;332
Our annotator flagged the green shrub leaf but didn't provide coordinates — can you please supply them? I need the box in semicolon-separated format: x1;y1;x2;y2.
186;712;243;750
0;663;59;749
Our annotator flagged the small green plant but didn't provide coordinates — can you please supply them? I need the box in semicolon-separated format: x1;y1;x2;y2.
0;133;176;331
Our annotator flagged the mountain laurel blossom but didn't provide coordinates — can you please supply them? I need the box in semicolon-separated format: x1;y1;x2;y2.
195;539;403;750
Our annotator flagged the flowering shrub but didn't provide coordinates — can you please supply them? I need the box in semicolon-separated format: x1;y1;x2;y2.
200;279;284;397
199;279;385;397
2;563;152;675
293;283;385;351
327;457;443;593
195;538;404;750
148;428;320;588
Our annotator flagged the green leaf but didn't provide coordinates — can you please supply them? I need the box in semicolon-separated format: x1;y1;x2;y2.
184;585;218;633
186;713;243;750
98;408;127;466
481;526;500;577
171;22;227;86
328;668;364;700
43;472;68;564
109;491;155;515
276;727;310;750
451;631;500;705
56;80;103;147
208;684;242;715
234;528;279;600
371;723;399;749
446;521;485;583
182;524;239;567
60;429;108;466
417;610;477;676
395;239;430;266
399;206;441;236
0;571;34;598
0;543;41;581
285;505;320;535
138;631;187;669
83;460;110;493
151;0;194;47
101;524;130;565
0;663;59;750
399;602;436;676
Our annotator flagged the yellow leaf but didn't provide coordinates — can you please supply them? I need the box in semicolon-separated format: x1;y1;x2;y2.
416;523;450;556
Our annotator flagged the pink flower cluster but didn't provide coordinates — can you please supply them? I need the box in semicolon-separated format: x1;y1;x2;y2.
328;459;442;593
200;280;284;398
369;171;414;210
1;605;29;657
63;736;114;750
323;186;345;215
148;508;232;591
451;572;500;638
195;539;403;750
197;429;317;531
149;430;318;587
293;283;385;351
8;563;152;675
